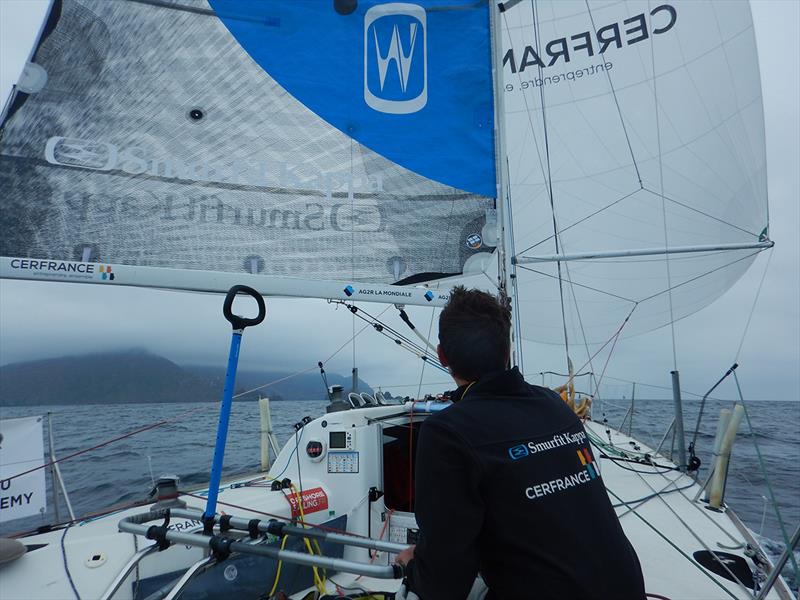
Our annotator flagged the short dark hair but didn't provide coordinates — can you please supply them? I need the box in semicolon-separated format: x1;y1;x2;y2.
438;286;511;381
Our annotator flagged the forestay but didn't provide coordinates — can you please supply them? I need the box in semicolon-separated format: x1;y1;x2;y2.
499;0;769;343
0;0;496;297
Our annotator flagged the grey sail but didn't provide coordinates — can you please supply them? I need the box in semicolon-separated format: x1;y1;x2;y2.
0;0;495;290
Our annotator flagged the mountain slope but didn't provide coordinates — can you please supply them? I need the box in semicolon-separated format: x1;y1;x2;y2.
0;351;374;406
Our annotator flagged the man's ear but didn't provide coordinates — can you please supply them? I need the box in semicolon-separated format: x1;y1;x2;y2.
437;344;449;367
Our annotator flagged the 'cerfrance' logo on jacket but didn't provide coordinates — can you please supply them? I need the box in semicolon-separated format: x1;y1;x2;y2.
364;3;427;114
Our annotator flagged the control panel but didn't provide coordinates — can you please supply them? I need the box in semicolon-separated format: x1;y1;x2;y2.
327;451;359;473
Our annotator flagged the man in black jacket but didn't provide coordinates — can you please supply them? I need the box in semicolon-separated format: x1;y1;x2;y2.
395;287;645;600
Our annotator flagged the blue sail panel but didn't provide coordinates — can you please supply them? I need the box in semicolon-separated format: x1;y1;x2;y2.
208;0;496;198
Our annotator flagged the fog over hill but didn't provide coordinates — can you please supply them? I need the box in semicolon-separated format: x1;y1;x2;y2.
0;350;373;406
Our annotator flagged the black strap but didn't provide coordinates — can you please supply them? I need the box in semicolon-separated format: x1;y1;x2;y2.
266;519;285;537
248;519;261;539
219;514;233;534
202;515;215;536
145;525;171;551
209;536;234;562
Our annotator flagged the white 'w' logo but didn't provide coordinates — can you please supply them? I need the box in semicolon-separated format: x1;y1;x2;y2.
373;23;418;92
364;3;427;115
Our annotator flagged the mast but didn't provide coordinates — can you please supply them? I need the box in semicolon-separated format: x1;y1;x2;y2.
490;2;523;368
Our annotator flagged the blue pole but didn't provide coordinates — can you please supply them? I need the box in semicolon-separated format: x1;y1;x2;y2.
201;285;265;533
204;331;243;520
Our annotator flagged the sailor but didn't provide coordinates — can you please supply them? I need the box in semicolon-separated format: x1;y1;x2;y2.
395;287;646;600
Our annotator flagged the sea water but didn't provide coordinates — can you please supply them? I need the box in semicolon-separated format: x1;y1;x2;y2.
1;398;798;595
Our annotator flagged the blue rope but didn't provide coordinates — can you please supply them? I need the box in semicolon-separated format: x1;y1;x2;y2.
60;525;81;600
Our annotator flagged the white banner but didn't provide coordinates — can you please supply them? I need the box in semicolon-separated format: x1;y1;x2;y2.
0;416;47;522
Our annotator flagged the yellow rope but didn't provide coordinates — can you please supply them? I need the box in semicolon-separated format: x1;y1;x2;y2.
291;484;327;595
267;534;289;597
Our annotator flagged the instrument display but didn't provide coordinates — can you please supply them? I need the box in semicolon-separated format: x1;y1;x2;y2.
329;430;354;449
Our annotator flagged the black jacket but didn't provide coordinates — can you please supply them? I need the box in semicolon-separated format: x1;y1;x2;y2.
406;367;645;600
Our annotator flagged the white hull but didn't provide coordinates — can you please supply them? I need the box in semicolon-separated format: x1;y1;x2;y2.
0;404;793;600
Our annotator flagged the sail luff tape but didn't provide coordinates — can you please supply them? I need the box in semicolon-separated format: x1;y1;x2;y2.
708;404;745;509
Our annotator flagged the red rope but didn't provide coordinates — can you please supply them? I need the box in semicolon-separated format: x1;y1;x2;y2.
409;402;417;511
3;405;209;482
569;304;637;391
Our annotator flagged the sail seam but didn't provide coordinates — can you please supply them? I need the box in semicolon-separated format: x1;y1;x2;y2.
516;264;636;304
636;249;763;305
516;187;641;255
583;0;642;187
641;188;760;238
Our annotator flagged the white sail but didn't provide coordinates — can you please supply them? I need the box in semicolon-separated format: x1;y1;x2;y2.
499;0;768;343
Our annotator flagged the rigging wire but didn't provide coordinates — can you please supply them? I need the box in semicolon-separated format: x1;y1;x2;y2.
613;461;758;598
602;485;740;600
562;258;605;404
504;158;525;371
647;0;678;371
500;6;573;369
350;137;357;383
337;301;449;375
416;307;439;399
590;429;750;598
733;371;800;578
589;421;762;581
734;247;775;362
530;0;571;368
569;303;638;393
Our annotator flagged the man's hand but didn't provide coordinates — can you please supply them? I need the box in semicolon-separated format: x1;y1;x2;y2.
395;544;416;567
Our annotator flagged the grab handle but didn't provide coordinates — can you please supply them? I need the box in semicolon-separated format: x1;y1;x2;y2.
223;285;266;330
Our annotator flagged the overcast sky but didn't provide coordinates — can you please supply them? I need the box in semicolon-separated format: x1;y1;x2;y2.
0;1;797;403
